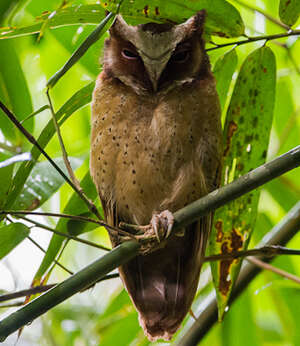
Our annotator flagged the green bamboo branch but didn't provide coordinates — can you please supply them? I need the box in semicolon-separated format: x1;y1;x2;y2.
175;200;300;346
0;147;299;341
0;241;139;341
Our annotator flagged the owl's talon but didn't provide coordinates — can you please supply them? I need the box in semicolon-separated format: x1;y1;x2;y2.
151;214;161;243
150;210;174;243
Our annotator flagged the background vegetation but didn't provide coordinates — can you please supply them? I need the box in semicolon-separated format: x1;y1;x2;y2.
0;0;299;345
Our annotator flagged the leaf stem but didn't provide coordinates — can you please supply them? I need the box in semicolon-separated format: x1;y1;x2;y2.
0;274;119;304
17;215;111;251
46;89;82;192
204;245;300;262
247;257;300;284
207;30;300;52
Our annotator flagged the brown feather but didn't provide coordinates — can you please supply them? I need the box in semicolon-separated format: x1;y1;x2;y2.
90;13;223;341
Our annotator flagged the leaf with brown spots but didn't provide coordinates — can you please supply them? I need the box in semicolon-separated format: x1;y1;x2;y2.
209;46;276;319
100;0;244;37
279;0;300;27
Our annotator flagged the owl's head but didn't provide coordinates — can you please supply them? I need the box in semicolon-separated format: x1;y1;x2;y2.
103;11;209;94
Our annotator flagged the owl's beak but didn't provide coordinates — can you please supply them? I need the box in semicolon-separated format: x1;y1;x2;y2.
144;61;167;92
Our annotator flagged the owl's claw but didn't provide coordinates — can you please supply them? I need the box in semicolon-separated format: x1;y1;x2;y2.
150;210;174;243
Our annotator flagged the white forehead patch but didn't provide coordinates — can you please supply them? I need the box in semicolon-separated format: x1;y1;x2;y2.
111;15;196;61
133;29;178;60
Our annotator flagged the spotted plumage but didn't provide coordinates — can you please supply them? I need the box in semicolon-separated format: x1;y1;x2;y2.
90;11;222;341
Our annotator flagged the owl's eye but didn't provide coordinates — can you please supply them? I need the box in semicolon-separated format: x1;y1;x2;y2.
122;49;139;60
171;50;190;63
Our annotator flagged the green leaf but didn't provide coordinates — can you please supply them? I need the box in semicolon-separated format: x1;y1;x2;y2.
12;157;82;211
0;153;14;209
279;0;300;27
0;5;106;39
0;39;33;144
102;0;244;37
0;222;30;260
213;49;238;111
0;1;244;40
209;46;276;319
34;168;99;281
3;82;94;214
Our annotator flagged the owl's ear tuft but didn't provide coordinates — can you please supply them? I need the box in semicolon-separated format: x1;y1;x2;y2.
176;10;206;39
193;10;206;34
109;15;136;41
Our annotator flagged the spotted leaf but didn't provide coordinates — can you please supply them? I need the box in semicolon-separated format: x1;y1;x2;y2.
209;46;276;319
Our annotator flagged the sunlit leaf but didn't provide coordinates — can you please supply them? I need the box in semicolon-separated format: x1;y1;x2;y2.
209;46;276;319
0;5;106;39
0;153;14;209
12;157;82;211
101;0;244;37
0;222;30;260
279;0;300;26
3;82;94;214
34;168;100;281
0;40;33;144
213;48;238;111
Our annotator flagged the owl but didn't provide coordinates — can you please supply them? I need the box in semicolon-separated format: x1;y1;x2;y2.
90;11;223;341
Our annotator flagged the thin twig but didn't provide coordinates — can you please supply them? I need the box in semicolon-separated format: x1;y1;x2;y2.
0;302;23;309
0;142;21;154
27;236;73;275
46;89;82;191
5;215;72;275
1;210;115;231
0;273;119;304
247;257;300;284
206;30;300;52
0;100;102;221
18;215;111;251
0;210;135;239
232;0;291;30
204;245;300;262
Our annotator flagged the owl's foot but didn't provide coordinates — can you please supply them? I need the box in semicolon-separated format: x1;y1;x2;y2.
118;210;174;255
150;210;174;243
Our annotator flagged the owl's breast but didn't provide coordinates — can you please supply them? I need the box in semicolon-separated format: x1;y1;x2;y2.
90;75;222;224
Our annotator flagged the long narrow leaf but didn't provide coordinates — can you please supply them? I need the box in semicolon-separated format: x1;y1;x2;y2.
209;46;276;319
3;82;94;214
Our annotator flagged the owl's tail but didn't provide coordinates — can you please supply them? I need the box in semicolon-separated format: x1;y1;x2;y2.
118;216;210;341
